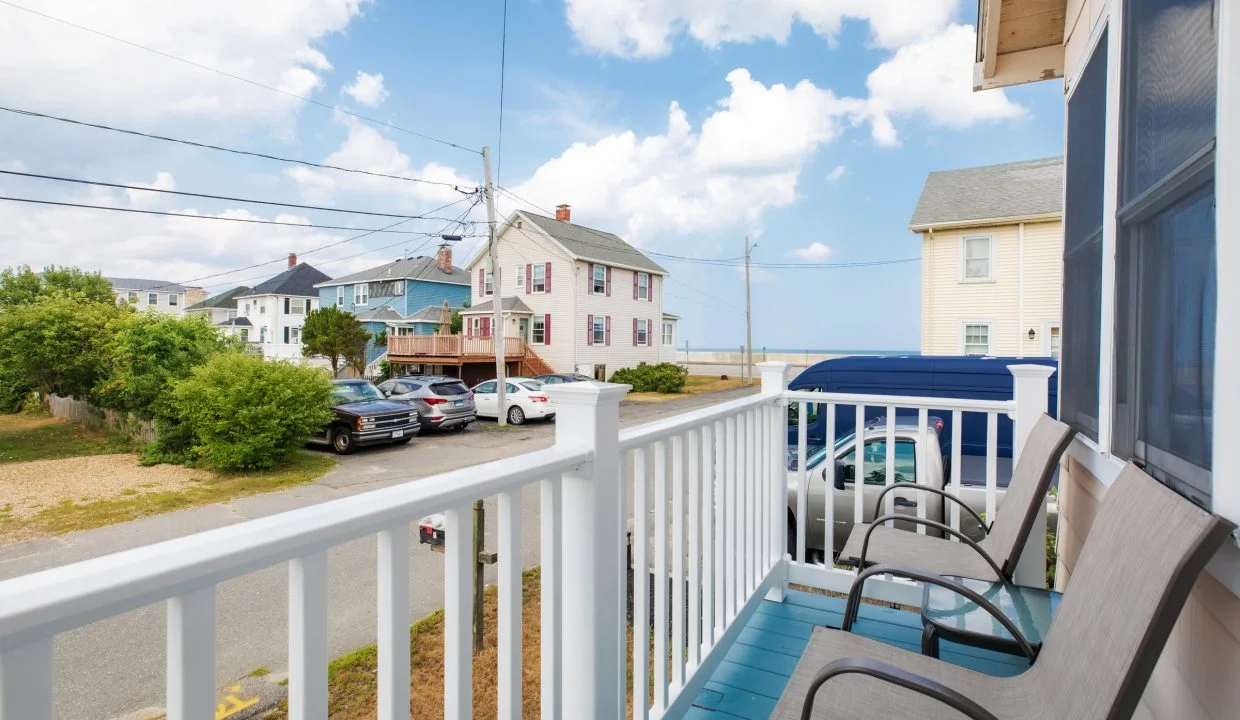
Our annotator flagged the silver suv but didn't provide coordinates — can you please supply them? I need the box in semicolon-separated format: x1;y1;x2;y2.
378;375;476;432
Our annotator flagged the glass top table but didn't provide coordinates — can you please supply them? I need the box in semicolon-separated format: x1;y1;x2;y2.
919;576;1061;659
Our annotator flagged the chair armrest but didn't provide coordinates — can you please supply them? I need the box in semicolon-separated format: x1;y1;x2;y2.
843;563;1037;661
871;483;989;536
859;514;1005;581
799;656;1000;720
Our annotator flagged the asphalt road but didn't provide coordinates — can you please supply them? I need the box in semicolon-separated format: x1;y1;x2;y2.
0;386;758;720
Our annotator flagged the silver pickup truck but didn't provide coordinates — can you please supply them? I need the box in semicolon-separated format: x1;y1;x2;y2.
786;417;1054;561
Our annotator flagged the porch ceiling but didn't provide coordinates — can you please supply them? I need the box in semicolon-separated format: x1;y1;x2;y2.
975;0;1067;91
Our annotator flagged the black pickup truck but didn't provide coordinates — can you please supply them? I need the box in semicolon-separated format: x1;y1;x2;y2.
311;379;421;454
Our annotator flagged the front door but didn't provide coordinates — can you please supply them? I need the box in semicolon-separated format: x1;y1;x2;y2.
518;318;529;342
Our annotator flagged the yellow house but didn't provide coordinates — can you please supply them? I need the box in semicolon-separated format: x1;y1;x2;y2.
909;157;1063;358
978;2;1238;720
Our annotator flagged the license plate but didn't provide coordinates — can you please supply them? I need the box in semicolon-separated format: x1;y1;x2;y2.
454;400;464;407
391;430;404;438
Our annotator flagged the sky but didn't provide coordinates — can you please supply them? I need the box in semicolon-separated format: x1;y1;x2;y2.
0;0;1065;351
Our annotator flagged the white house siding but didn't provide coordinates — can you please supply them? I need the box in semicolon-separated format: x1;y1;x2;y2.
573;260;663;377
115;289;189;317
1064;0;1107;90
918;219;1063;357
659;317;679;364
236;294;319;364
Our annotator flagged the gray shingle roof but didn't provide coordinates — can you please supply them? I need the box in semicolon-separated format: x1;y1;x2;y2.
354;306;408;324
246;263;331;297
105;277;188;292
407;305;459;323
908;157;1063;230
186;286;251;311
218;316;252;327
459;297;533;314
314;256;470;288
519;212;667;275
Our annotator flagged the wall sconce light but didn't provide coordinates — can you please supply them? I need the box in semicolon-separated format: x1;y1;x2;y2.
1027;328;1037;340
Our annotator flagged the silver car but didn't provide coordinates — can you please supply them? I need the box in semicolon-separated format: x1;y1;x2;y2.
378;375;476;432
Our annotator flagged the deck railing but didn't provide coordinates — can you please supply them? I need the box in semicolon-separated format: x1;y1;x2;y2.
0;363;1053;720
387;335;524;358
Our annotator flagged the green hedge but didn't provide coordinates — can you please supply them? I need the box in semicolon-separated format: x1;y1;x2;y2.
608;362;688;393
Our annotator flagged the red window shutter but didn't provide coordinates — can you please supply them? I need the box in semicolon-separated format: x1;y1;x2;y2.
478;268;484;295
632;318;638;346
482;316;490;338
525;264;531;295
648;275;654;302
588;263;594;294
633;272;638;300
606;266;612;296
544;313;551;344
605;316;611;346
649;318;654;346
544;262;552;293
587;314;594;345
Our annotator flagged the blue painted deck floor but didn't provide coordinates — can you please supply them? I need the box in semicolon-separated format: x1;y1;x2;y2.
679;590;1030;720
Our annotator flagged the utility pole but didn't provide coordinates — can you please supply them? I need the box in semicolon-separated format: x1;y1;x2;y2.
743;236;756;385
482;146;507;425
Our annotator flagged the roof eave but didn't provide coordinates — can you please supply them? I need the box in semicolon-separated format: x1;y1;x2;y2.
908;211;1062;233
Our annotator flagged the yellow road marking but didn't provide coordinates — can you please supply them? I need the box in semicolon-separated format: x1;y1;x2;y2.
215;684;259;720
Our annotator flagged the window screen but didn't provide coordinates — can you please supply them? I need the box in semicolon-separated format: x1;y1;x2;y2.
1060;30;1108;440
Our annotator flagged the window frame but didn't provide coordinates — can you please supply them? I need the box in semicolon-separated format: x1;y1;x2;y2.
1045;323;1062;359
148;292;158;306
960;235;995;282
484;272;494;297
532;264;546;293
291;298;306;315
961;322;992;356
636;318;648;346
290;327;301;344
354;283;369;306
662;322;673;346
167;293;178;306
592;265;606;294
636;272;650;299
532;317;546;344
592;316;605;345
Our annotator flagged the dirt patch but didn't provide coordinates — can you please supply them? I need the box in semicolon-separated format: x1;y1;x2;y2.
625;375;758;403
0;413;61;433
0;454;209;520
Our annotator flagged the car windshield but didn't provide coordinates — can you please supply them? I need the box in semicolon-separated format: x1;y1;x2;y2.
332;382;384;403
521;381;543;392
785;432;856;471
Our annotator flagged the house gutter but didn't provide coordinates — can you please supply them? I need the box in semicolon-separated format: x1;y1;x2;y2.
908;211;1061;233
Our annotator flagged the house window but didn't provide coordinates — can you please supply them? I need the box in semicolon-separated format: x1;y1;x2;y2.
532;317;545;344
290;327;301;344
963;324;990;356
259;327;267;343
259;302;266;314
336;286;344;306
227;310;236;320
532;264;545;293
1060;30;1107;441
354;283;368;305
593;265;606;294
291;299;305;315
1047;325;1061;360
515;266;523;291
148;292;158;305
962;236;993;280
239;329;249;342
126;291;138;303
636;272;649;300
483;271;494;296
663;322;673;346
636;319;648;346
244;302;251;315
592;316;605;345
471;317;482;337
168;294;178;306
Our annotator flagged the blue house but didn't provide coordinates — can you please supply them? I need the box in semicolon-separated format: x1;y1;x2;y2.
313;247;471;368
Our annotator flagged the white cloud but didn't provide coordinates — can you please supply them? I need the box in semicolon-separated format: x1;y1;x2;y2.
124;171;176;206
789;242;833;262
826;165;846;182
863;24;1026;146
342;71;389;106
0;1;368;128
564;0;959;58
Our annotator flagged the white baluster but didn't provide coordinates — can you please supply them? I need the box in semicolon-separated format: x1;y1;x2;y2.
884;410;897;517
498;490;523;720
631;450;649;720
986;413;999;523
377;525;410;720
0;638;53;720
167;586;216;720
671;433;686;690
652;440;669;711
853;405;866;526
796;401;808;564
824;403;837;561
699;424;715;653
687;428;701;669
917;408;929;534
541;478;562;720
713;419;727;636
289;552;328;720
725;415;737;621
1009;364;1055;586
444;503;472;718
950;410;964;540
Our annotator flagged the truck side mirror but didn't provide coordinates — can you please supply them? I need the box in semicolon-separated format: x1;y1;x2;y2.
843;463;855;482
832;460;847;490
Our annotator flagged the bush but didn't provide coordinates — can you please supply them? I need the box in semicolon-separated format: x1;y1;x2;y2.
154;354;334;470
609;362;688;393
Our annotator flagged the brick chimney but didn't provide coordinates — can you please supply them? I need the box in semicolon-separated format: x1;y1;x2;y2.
555;204;571;222
436;244;453;273
288;253;297;268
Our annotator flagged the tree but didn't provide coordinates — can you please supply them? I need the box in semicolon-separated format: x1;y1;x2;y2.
0;265;115;307
301;306;370;374
450;299;470;335
0;294;129;399
95;313;238;419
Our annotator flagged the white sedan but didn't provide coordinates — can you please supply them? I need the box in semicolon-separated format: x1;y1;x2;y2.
470;377;556;425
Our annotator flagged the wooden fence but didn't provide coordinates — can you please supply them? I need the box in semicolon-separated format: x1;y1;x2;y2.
45;394;157;444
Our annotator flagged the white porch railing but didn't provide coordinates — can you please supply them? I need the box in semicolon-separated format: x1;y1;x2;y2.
0;362;1052;720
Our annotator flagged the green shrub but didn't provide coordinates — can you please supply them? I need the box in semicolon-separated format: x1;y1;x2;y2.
155;354;334;470
609;362;688;393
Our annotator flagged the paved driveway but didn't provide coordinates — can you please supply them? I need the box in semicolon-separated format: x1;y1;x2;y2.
0;387;758;720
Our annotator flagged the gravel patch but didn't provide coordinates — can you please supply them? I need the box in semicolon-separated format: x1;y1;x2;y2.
0;454;211;519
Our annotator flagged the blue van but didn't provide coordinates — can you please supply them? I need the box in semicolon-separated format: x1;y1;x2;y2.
786;355;1058;466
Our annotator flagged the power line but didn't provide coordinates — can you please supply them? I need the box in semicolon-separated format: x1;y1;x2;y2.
0;169;446;219
496;0;509;184
0;0;478;155
0;195;474;234
0;105;476;191
667;276;744;312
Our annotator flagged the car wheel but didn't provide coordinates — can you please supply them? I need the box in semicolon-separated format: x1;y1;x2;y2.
331;426;356;455
507;406;526;425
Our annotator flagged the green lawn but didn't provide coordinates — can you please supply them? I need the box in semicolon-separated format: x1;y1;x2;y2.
0;414;132;464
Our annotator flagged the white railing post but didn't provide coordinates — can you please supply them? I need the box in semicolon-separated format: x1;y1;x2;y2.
757;362;790;601
1009;364;1055;587
544;381;630;720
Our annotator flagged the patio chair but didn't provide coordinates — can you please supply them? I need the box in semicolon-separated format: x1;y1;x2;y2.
837;413;1073;582
772;463;1235;720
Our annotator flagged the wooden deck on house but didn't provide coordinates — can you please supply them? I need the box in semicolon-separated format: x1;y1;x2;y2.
677;590;1029;720
386;335;554;379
